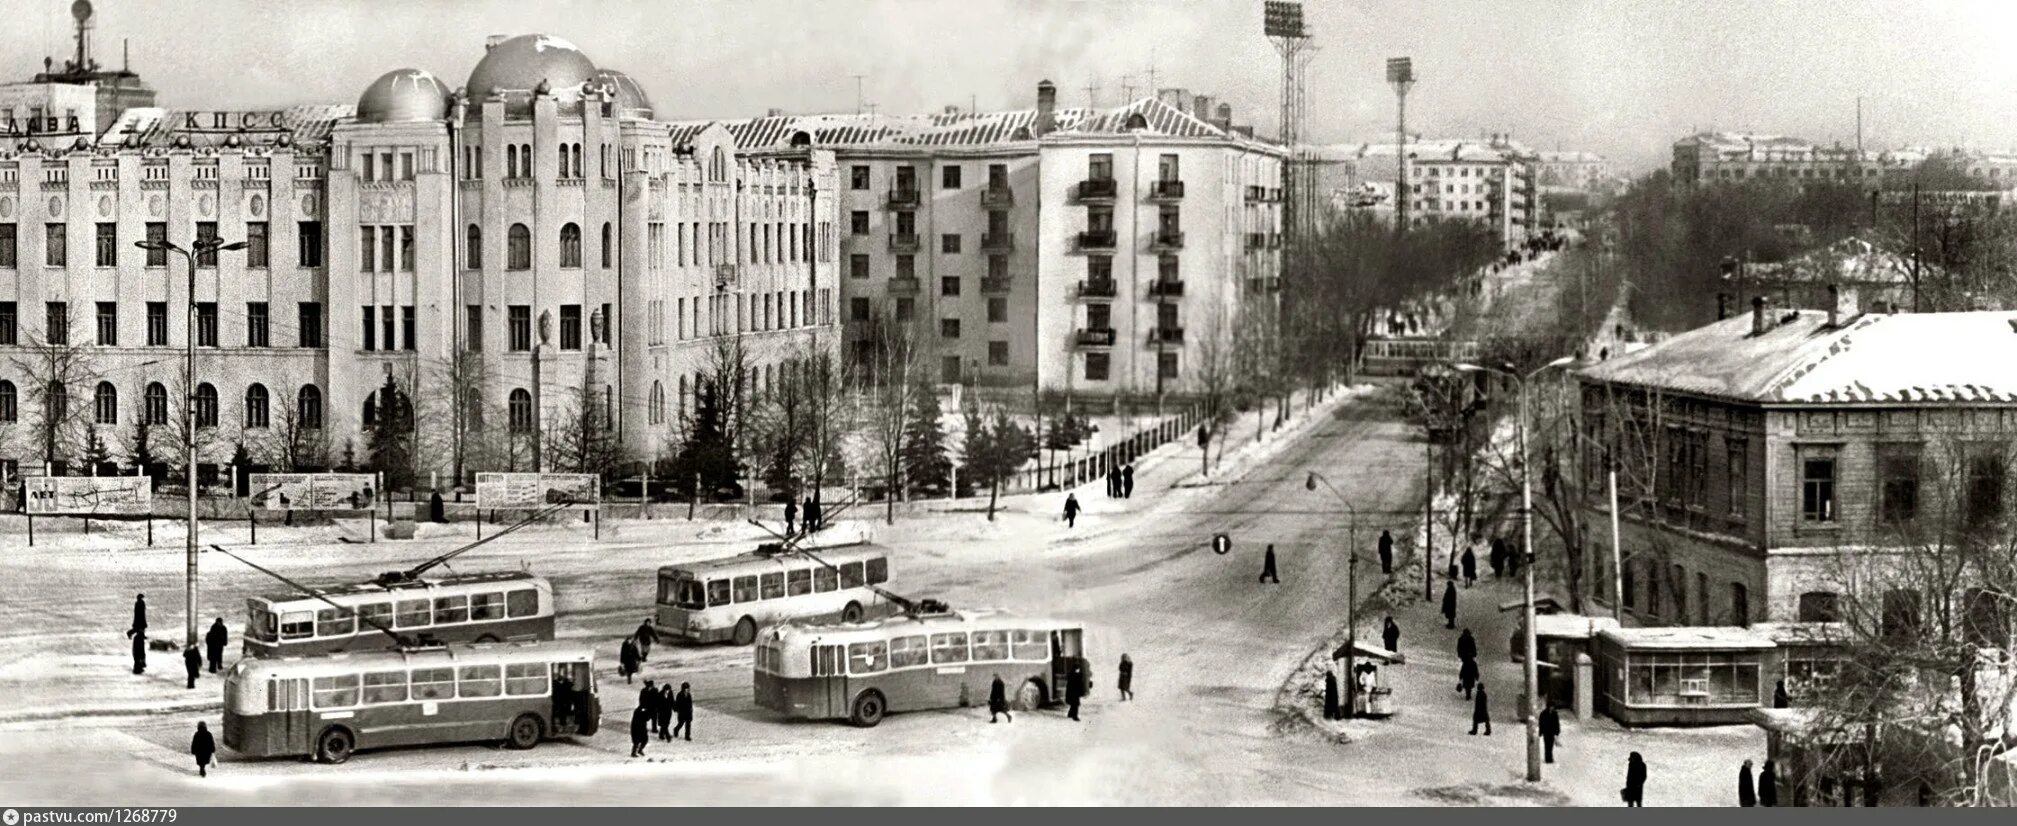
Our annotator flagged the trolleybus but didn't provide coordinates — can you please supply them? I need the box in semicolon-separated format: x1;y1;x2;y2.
221;641;600;764
656;544;892;645
243;571;555;657
753;608;1087;726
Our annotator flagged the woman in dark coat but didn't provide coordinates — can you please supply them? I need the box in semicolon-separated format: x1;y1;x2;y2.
1382;617;1401;654
1116;654;1134;701
1441;582;1459;629
1324;669;1340;720
657;683;676;741
1460;544;1477;587
190;721;216;777
618;638;640;684
1457;657;1481;699
1758;759;1779;806
629;703;651;757
989;674;1012;723
1469;683;1492;735
1624;752;1647;807
1738;759;1757;807
1456;628;1477;663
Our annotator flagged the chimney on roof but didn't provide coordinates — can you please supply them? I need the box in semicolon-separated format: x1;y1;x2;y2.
767;107;786;117
1035;79;1057;137
486;35;509;51
1194;95;1211;119
1752;296;1769;336
1827;284;1840;327
944;105;961;116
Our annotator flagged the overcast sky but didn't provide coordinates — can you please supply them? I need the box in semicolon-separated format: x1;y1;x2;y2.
9;0;2016;170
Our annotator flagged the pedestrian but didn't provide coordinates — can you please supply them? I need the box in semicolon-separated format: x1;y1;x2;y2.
1323;668;1340;720
655;682;675;741
1377;529;1394;575
127;625;147;675
1106;467;1119;498
1456;628;1478;664
1122;464;1135;499
802;496;819;532
785;498;798;534
1539;701;1561;763
190;721;216;777
638;679;659;735
1259;544;1280;584
1759;759;1778;807
1489;537;1507;578
1117;653;1134;701
553;674;575;728
672;682;694;741
1441;581;1458;629
1623;752;1647;807
1469;682;1492;735
1447;552;1460;583
205;618;228;673
629;703;650;757
183;645;201;689
619;637;640;684
989;673;1012;723
633;618;655;663
132;593;148;638
1504;536;1521;577
1381;616;1401;654
1461;540;1478;587
1065;661;1086;721
429;490;447;523
1773;679;1791;709
1063;493;1080;528
1739;759;1757;807
1457;657;1480;700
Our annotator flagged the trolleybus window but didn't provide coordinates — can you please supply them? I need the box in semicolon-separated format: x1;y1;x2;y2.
505;662;549;696
280;611;314;639
866;557;889;584
311;674;360;708
1011;629;1048;660
358;602;392;630
733;575;758;603
434;595;470;625
847;640;887;673
396;599;432;628
471;592;506;621
411;667;455;700
250;608;277;641
671;580;705;610
760;572;785;600
930;632;970;664
814;568;838;593
707;579;731;607
787;569;812;596
840;562;865;588
363;670;408;704
889;635;929;668
317;607;355;637
971;630;1009;661
458;665;503;697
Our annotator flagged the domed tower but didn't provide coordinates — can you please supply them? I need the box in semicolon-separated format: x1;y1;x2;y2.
465;34;599;119
356;69;450;124
591;69;654;120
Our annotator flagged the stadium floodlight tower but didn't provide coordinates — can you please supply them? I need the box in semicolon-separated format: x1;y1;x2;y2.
1387;57;1415;232
1265;2;1317;244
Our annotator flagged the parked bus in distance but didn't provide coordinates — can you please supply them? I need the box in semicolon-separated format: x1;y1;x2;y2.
656;544;892;646
754;609;1089;727
222;642;600;764
243;571;554;657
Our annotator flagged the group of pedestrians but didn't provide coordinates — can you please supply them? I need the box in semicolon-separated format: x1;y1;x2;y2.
128;594;232;690
1104;464;1135;499
783;497;825;535
1736;757;1781;807
628;678;696;757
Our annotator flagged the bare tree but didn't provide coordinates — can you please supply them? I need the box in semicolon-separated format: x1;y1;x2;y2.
543;373;626;479
259;386;332;472
1191;302;1240;477
862;316;920;524
6;326;101;472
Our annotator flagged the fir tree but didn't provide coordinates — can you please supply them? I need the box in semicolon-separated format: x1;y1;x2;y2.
81;425;112;474
963;403;1034;521
365;375;414;489
127;408;156;484
674;380;738;497
900;382;950;497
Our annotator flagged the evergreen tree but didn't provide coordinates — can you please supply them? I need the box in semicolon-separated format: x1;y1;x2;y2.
964;404;1034;521
674;380;739;497
365;375;415;490
81;425;112;474
127;409;156;484
900;382;950;498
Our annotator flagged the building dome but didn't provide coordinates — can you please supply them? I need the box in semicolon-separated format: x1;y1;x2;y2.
357;69;450;124
466;34;597;108
592;69;654;119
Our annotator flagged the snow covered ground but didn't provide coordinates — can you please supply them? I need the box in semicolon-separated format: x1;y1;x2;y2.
0;387;1764;806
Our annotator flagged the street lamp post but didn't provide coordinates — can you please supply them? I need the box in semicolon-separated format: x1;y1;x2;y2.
1306;471;1359;717
1454;356;1572;784
136;237;246;650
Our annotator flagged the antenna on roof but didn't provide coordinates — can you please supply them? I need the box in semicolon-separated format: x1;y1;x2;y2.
850;74;865;116
1083;78;1099;109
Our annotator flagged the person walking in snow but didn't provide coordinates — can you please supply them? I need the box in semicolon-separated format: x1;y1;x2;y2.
803;496;821;532
1105;467;1118;498
1774;679;1791;708
1457;657;1481;700
128;594;148;675
1063;493;1081;528
1461;541;1478;587
1324;668;1341;720
629;703;650;757
190;721;216;777
1377;530;1394;575
1489;536;1507;578
1470;682;1492;735
989;674;1012;723
1122;464;1135;499
1441;581;1459;629
1759;759;1779;806
785;499;798;534
633;618;656;662
638;679;660;735
1259;544;1280;584
1738;760;1757;807
205;618;228;673
132;593;148;638
183;645;202;689
1623;752;1647;807
672;683;694;741
1117;654;1134;701
1382;616;1401;654
1065;661;1087;721
1456;628;1478;664
618;637;640;684
655;682;675;741
1539;700;1562;763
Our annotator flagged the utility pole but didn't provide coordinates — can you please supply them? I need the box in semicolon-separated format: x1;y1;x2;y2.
851;74;865;115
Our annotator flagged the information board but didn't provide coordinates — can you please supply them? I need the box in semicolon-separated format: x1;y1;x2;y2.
474;473;600;510
247;473;378;511
23;476;152;516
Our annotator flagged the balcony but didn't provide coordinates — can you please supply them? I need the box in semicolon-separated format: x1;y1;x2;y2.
1075;328;1116;347
1146;327;1185;346
1075;230;1117;252
1078;279;1117;299
1245;185;1264;203
888;233;921;253
1148;179;1185;200
1147;280;1185;299
714;264;739;288
887;276;921;296
981;185;1015;208
1152;231;1185;251
1247;276;1282;293
1076;178;1118;201
981;232;1015;253
980;276;1013;294
1245;233;1267;251
1268;234;1283;250
886;188;921;210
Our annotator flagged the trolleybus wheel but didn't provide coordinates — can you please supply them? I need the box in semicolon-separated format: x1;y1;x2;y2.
732;616;758;646
316;727;355;764
474;634;501;644
850;690;887;727
506;714;543;750
841;602;864;623
1015;679;1045;711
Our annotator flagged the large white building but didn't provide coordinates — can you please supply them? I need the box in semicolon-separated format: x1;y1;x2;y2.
1309;136;1538;245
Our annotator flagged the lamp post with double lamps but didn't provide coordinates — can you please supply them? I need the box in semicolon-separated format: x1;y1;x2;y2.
136;236;246;649
1453;355;1573;783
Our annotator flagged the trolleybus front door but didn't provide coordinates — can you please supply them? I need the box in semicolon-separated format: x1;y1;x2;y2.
1050;629;1084;700
817;644;848;718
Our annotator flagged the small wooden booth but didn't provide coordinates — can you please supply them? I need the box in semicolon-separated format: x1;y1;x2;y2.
1594;626;1774;726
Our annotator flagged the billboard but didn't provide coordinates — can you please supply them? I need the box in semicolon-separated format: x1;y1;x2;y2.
474;473;600;510
248;473;378;511
24;476;153;516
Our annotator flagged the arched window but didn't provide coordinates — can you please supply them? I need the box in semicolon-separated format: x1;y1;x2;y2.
194;383;218;428
571;144;583;179
361;390;378;429
558;144;570;178
508;388;533;432
1797;591;1841;623
144;382;168;425
94;381;118;425
0;379;15;423
466;224;482;270
244;383;269;429
559;223;582;268
649;381;664;425
601;222;613;269
506;144;518;178
677;375;686;420
48;381;68;422
297;384;322;429
1731;582;1749;628
508;223;531;270
520;145;531;177
711;146;727;181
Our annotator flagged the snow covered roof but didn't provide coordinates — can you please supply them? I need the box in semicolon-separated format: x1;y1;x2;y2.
1530;614;1621;640
1746;236;1928;286
1598;626;1775;650
684;96;1260;154
1748;621;1847;646
1577;310;2017;405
